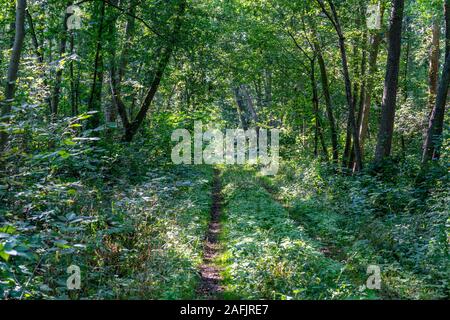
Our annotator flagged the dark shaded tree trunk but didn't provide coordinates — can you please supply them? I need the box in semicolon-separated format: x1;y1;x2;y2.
87;0;106;129
51;1;72;116
314;41;339;163
240;84;259;128
374;0;405;163
428;19;440;111
446;0;450;60
311;58;329;160
0;0;27;152
253;77;264;109
422;0;450;163
346;8;366;169
234;87;250;130
351;26;368;169
69;31;77;116
422;53;450;163
317;0;363;171
107;0;137;123
359;2;385;154
26;9;43;63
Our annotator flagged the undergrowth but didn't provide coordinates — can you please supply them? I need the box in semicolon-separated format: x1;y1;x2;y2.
262;159;448;299
217;166;369;300
0;114;214;299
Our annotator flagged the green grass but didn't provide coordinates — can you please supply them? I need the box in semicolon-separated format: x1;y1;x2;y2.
217;166;368;300
261;160;449;299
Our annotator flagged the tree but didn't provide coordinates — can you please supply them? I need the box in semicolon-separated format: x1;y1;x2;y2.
50;1;72;117
288;30;328;160
422;0;450;163
428;18;440;110
87;0;106;129
374;0;405;163
0;0;27;152
316;0;363;171
107;0;137;123
111;0;187;142
307;24;340;163
359;1;386;156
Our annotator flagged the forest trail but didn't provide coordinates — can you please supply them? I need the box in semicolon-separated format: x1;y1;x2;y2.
257;178;344;261
196;169;223;299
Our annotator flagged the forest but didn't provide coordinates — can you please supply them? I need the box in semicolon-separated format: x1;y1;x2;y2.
0;0;448;300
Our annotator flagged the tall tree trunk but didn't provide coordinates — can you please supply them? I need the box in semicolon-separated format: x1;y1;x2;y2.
118;1;136;85
402;16;411;102
422;0;450;163
343;44;359;168
87;0;106;129
26;9;43;63
346;7;366;169
318;116;328;160
313;61;319;159
422;53;450;163
446;0;450;60
399;16;411;157
314;41;339;163
359;2;385;154
69;31;77;116
311;58;329;160
446;0;450;104
241;85;259;127
254;77;264;109
351;17;368;169
317;0;363;171
356;29;368;133
51;1;71;116
0;0;27;152
108;0;137;123
374;0;405;163
234;87;250;130
428;18;440;111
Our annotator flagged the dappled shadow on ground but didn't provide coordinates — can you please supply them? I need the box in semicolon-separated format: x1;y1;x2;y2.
217;166;358;300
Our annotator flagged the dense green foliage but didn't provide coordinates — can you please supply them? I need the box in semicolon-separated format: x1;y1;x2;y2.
0;0;448;300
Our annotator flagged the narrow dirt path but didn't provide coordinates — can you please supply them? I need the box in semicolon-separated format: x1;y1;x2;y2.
196;168;223;299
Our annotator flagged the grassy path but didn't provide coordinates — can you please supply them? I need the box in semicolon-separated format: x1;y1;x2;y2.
215;167;363;299
115;164;444;300
257;176;346;262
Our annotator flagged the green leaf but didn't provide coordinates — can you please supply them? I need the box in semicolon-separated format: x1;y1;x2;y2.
57;150;71;159
0;243;9;262
54;240;71;249
63;138;76;146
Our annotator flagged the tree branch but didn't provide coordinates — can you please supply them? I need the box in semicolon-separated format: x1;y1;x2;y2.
74;0;161;36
